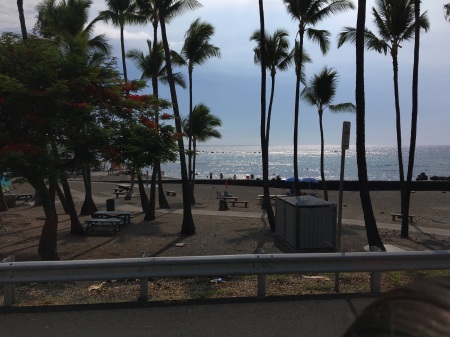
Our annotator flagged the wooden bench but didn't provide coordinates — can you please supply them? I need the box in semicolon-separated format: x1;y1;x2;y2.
166;190;176;196
223;196;238;201
228;200;249;208
390;213;415;222
85;218;122;233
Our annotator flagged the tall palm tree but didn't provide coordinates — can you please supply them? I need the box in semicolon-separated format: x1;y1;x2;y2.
127;40;186;219
282;0;355;195
445;3;450;21
355;0;385;251
404;0;422;237
337;0;429;237
135;0;201;211
257;0;272;232
250;28;293;230
182;104;222;182
181;18;221;184
101;0;144;82
17;0;27;40
250;29;294;146
35;0;110;225
301;67;355;201
157;0;195;235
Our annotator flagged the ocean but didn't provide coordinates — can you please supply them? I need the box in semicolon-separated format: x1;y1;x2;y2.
159;145;450;181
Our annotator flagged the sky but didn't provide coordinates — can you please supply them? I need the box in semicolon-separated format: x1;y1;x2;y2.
1;0;449;147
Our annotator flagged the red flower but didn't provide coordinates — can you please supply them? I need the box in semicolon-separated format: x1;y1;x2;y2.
160;113;172;120
0;143;40;155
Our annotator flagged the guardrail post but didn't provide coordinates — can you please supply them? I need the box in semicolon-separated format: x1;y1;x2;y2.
138;252;149;302
2;255;16;306
256;248;266;297
334;272;340;293
370;272;381;294
369;246;381;294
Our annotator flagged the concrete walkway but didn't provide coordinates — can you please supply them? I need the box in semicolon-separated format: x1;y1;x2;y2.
0;296;376;337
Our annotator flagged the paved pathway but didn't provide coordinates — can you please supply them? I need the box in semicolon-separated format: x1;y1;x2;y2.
0;296;376;337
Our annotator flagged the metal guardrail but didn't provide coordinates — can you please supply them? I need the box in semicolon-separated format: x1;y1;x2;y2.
2;250;450;306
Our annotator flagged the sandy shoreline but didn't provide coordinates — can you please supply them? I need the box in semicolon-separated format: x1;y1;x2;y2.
2;174;450;261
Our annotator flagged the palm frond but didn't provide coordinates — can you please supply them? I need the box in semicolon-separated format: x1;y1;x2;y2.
329;103;356;113
306;28;330;55
445;4;450;22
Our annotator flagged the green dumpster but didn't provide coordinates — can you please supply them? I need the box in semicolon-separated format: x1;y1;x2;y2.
106;198;115;211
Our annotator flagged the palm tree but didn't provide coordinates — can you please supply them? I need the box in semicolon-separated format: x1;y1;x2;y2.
181;18;221;185
445;3;450;22
135;0;200;211
250;29;294;147
36;0;110;57
100;0;144;82
157;0;195;235
354;0;385;251
127;40;186;219
282;0;355;195
17;0;27;40
250;28;293;230
127;40;186;87
257;0;272;232
337;0;429;237
404;0;422;237
182;104;222;182
301;67;355;201
35;0;110;226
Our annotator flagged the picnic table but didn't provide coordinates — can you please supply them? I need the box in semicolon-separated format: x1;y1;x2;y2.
15;194;33;205
116;184;131;192
85;218;122;233
257;195;287;205
92;211;134;225
114;184;131;198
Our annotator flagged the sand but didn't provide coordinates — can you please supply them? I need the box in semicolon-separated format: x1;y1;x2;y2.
1;174;450;262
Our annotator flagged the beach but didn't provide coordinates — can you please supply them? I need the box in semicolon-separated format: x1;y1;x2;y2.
2;173;450;262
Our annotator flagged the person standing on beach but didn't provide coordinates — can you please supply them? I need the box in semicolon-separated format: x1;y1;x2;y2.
209;172;212;179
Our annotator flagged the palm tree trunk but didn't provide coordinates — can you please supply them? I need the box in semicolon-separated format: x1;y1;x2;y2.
188;68;193;182
258;0;275;230
120;25;128;82
151;22;170;210
80;163;97;215
188;69;196;206
17;0;27;40
158;0;195;235
392;49;408;234
266;73;276;141
156;162;170;208
293;31;304;196
319;112;328;200
355;0;385;251
137;173;149;212
55;183;69;213
144;167;157;221
28;176;60;261
403;0;422;238
60;177;84;234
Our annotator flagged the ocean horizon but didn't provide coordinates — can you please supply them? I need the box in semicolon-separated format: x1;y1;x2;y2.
159;145;450;181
